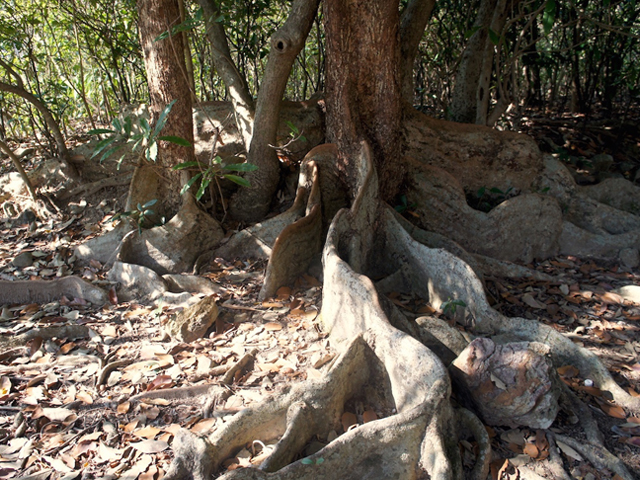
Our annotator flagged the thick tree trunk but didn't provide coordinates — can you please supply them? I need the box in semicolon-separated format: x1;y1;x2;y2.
134;0;196;220
324;0;403;202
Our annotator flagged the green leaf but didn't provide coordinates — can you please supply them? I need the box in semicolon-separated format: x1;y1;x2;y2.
301;458;313;465
91;136;117;159
87;128;115;135
542;0;556;35
488;28;500;46
224;174;251;187
180;172;203;195
153;99;177;139
489;187;504;195
140;118;150;134
158;135;191;146
476;187;486;198
464;25;481;39
124;117;132;136
142;199;158;209
112;117;122;132
196;177;210;200
173;161;203;170
222;163;258;172
155;30;170;42
285;120;299;135
100;144;123;163
316;458;324;464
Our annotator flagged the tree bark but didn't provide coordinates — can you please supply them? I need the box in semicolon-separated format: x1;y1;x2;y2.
449;0;498;124
399;0;436;103
229;0;320;222
324;0;404;202
135;0;196;220
198;0;255;148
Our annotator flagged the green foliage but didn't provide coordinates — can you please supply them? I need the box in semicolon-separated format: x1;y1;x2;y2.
441;299;467;317
394;194;417;214
88;100;189;168
542;0;556;36
109;198;159;233
173;157;258;201
301;457;324;465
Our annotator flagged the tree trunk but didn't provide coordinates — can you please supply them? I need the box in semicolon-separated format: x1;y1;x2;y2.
134;0;196;220
399;0;436;103
229;0;320;222
324;0;403;202
0;80;80;182
198;0;255;148
449;0;498;124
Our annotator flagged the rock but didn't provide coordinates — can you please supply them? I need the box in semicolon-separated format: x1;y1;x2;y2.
619;248;640;269
613;285;640;304
450;337;560;429
590;153;613;172
165;295;218;342
12;251;34;268
107;261;167;303
14;209;37;226
162;274;223;295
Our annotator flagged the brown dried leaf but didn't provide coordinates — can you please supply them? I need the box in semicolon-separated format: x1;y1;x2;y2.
600;403;626;419
264;322;283;331
523;443;539;459
341;412;358;432
557;365;580;378
131;426;160;441
362;409;377;423
108;287;118;305
191;418;217;434
130;439;169;454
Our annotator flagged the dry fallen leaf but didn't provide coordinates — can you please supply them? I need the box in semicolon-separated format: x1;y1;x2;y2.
600;402;626;419
556;440;583;461
129;439;169;454
341;412;358;432
264;322;283;331
362;409;377;423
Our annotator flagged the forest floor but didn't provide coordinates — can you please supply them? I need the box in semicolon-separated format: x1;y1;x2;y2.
1;108;640;480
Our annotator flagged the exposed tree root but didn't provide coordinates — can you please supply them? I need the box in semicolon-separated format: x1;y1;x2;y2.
57;171;133;201
0;325;91;350
162;138;640;479
554;434;635;480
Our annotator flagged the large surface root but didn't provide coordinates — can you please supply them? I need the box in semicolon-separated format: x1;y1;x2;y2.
165;138;638;479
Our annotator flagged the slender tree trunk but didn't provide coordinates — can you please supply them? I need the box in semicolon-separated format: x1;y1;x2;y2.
198;0;255;148
324;0;403;202
229;0;320;222
178;0;198;105
399;0;436;103
0;140;38;202
0;81;80;182
135;0;195;220
449;0;498;124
